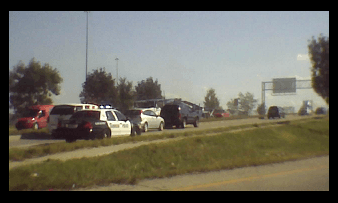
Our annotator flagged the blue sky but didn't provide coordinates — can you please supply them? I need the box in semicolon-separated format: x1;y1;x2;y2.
9;11;329;112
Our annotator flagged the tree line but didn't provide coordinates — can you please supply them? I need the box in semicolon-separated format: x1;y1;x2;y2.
79;67;162;112
9;59;162;116
9;34;328;117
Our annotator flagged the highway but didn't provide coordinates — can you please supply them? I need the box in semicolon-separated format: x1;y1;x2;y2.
9;115;310;149
84;156;328;191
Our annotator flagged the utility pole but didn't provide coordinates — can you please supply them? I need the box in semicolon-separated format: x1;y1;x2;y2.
84;11;90;82
115;58;119;86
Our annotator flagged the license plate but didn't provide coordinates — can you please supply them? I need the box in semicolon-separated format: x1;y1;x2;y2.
66;124;78;128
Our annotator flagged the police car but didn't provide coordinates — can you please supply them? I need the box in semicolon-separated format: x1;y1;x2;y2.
55;105;141;142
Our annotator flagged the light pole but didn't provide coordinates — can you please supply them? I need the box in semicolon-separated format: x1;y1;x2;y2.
115;58;119;86
84;11;90;82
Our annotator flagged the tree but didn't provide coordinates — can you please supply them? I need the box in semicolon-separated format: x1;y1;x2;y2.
9;58;63;116
308;34;329;105
226;98;237;115
117;77;135;113
79;68;117;105
135;77;162;100
238;92;257;115
203;88;220;110
257;103;266;116
227;92;257;115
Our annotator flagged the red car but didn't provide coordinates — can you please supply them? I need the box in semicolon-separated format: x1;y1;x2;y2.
16;105;54;130
211;109;230;118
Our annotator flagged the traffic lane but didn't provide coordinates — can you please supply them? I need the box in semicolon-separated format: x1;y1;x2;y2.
171;156;329;191
9;135;64;149
143;114;306;135
178;164;329;191
8;115;311;148
169;156;329;191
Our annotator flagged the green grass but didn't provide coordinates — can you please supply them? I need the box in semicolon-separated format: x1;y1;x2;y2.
9;125;49;136
9;117;329;191
9;118;303;162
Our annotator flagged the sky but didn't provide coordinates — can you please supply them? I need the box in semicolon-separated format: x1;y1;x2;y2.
9;11;329;113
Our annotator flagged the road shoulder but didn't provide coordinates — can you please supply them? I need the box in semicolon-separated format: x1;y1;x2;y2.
80;156;329;191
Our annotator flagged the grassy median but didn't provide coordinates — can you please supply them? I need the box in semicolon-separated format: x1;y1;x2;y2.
9;117;329;191
8;119;285;161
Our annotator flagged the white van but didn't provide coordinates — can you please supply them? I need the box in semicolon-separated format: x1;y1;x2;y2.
48;103;98;138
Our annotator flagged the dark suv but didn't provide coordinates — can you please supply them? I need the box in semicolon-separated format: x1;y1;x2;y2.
267;106;285;119
160;102;201;129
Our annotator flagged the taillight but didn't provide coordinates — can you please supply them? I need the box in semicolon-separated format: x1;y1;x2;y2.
57;121;61;128
178;113;181;119
82;122;93;129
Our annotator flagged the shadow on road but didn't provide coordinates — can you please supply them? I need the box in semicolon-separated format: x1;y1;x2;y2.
20;132;52;140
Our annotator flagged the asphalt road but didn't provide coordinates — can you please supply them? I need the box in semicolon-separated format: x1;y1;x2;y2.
9;115;310;149
83;156;329;191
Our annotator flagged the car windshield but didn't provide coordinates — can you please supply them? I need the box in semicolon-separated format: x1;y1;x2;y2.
269;107;278;113
162;105;179;112
22;109;39;118
71;111;100;120
125;110;142;116
50;105;82;115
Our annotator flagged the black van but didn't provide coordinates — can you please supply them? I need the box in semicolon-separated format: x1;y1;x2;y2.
160;102;201;129
267;106;285;119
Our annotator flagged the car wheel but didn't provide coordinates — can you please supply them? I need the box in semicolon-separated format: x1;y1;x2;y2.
193;118;199;127
33;123;39;130
130;127;136;137
65;138;76;143
100;130;109;139
143;122;148;132
158;122;164;131
136;126;141;135
181;119;186;129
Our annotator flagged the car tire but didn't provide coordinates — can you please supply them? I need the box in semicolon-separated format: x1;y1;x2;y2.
181;118;186;129
158;122;164;131
130;127;136;137
136;126;141;135
65;138;76;143
193;118;199;127
33;123;39;130
99;130;109;139
143;122;148;132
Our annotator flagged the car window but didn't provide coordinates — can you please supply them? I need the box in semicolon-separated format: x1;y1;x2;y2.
106;111;116;121
149;111;156;116
71;111;100;119
143;110;151;116
115;111;126;121
50;105;82;115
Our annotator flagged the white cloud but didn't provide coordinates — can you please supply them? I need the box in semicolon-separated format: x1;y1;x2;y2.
297;54;309;61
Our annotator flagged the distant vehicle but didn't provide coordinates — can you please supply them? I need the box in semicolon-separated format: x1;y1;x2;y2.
210;109;230;118
160;101;202;129
55;106;141;142
134;98;181;115
48;103;98;138
125;109;165;132
315;107;326;115
267;106;285;119
15;105;54;130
